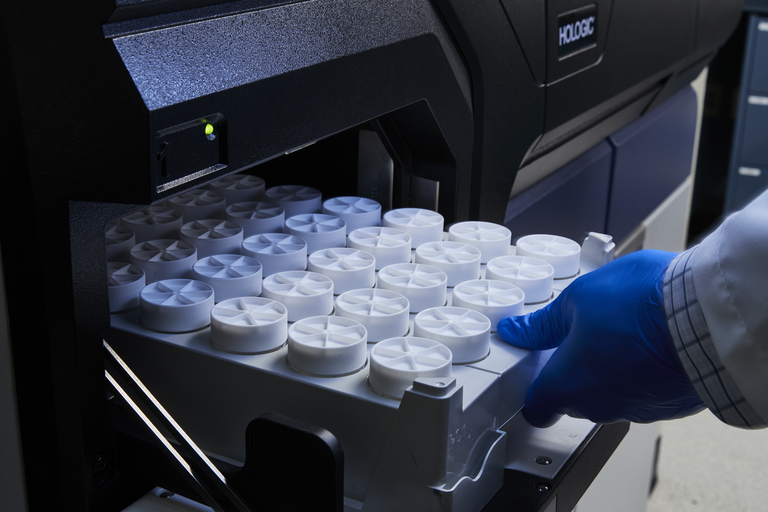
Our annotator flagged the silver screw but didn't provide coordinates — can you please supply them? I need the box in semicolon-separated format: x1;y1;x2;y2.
535;456;553;465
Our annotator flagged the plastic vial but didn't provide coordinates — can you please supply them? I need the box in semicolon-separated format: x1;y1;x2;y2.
105;224;136;262
413;306;491;364
208;174;266;205
167;189;227;223
451;279;525;330
263;185;322;218
376;263;447;313
347;227;412;270
179;219;244;259
414;241;481;287
210;297;287;354
192;254;263;302
225;201;285;237
285;213;346;254
335;288;411;342
241;233;307;277
139;279;215;333
515;234;581;279
261;271;334;322
121;206;183;243
129;239;198;284
287;316;368;377
382;208;444;248
485;256;554;304
107;262;145;312
307;248;376;295
368;337;452;400
448;221;512;264
322;196;381;232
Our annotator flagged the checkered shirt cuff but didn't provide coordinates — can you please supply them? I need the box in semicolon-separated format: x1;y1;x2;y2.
663;248;767;429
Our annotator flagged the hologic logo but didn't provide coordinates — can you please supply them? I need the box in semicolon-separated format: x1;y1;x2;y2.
558;5;598;57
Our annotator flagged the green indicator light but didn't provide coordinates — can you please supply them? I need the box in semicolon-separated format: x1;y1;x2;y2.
205;123;215;136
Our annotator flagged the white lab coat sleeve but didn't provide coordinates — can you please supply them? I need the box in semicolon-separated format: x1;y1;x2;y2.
663;189;768;429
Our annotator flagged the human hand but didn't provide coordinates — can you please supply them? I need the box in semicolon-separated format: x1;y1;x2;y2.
497;250;705;428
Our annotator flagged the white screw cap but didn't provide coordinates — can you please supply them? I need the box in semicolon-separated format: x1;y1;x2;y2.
415;241;481;287
261;271;334;322
263;185;322;218
451;279;525;330
307;248;375;295
377;263;447;313
322;196;381;232
369;337;452;399
485;256;554;304
448;221;512;264
139;279;214;333
515;234;581;279
107;262;145;312
105;224;136;262
285;214;346;254
167;189;227;223
208;174;265;205
129;239;197;284
179;219;244;259
121;206;183;243
225;201;285;237
382;208;444;248
192;254;263;302
347;227;412;270
287;316;368;377
335;288;410;342
210;297;287;354
414;307;491;364
241;233;307;277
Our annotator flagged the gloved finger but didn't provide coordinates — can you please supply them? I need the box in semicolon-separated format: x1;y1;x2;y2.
496;296;571;351
521;373;564;428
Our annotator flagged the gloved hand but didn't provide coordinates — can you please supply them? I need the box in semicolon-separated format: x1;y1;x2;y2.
497;249;705;428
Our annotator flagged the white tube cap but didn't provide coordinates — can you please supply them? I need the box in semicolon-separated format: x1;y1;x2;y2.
225;201;285;237
485;256;554;304
451;279;525;330
285;213;346;254
369;337;452;399
413;307;491;364
287;316;368;377
261;271;334;322
322;196;381;232
335;288;411;342
167;189;227;223
105;224;136;262
382;208;444;248
208;174;265;205
263;185;322;218
241;233;307;277
515;234;581;279
347;227;412;270
308;248;375;295
210;297;287;354
139;279;214;333
107;262;145;312
376;263;447;313
179;219;244;259
121;206;183;243
415;241;481;287
448;221;512;264
129;239;197;284
192;254;263;302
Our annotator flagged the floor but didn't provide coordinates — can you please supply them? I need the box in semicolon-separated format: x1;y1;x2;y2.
647;411;768;512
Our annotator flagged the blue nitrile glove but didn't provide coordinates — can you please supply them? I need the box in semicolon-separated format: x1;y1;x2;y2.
497;249;705;428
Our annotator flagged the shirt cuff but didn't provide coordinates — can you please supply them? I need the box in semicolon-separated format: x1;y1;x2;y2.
663;248;767;429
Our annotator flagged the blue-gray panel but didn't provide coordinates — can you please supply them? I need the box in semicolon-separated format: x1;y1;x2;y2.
607;86;697;242
504;140;612;243
740;102;768;167
749;19;768;93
